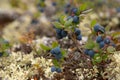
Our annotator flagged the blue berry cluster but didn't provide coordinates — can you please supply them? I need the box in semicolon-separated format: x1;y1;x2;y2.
96;36;112;48
50;47;62;60
84;49;95;58
67;15;79;24
55;28;67;39
51;66;62;73
74;28;82;40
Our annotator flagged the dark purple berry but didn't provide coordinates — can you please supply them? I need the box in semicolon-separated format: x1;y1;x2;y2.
54;53;62;60
0;52;3;57
99;41;105;48
65;3;71;8
77;35;82;41
104;38;110;44
61;30;67;37
56;68;62;73
73;16;79;24
94;24;105;33
51;66;56;72
52;2;57;6
84;49;89;55
75;28;81;36
71;8;78;14
50;47;61;55
88;50;95;58
96;36;103;43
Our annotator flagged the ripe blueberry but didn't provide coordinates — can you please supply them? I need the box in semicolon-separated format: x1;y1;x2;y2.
88;50;95;58
75;28;81;36
73;16;79;24
51;66;56;72
99;41;105;48
0;52;3;57
94;24;105;33
84;49;89;55
61;30;67;37
52;2;57;6
56;68;62;73
77;35;82;41
104;38;110;44
71;8;78;14
50;47;61;55
65;3;71;8
54;53;62;60
96;36;103;43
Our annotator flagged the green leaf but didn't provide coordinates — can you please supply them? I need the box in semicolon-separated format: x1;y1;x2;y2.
93;53;102;63
105;26;111;31
53;59;60;67
102;54;108;61
52;42;59;48
107;46;116;53
91;20;97;27
59;15;65;24
40;44;51;51
53;22;63;29
84;40;95;49
79;3;87;11
64;18;73;27
61;49;66;57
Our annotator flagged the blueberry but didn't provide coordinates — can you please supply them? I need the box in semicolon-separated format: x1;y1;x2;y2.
77;34;82;41
96;36;103;43
94;24;105;33
54;53;62;60
52;2;57;6
104;38;110;44
56;28;62;34
61;30;67;37
71;8;78;14
56;34;63;39
65;3;71;8
39;7;44;12
75;28;81;36
84;49;89;55
99;41;105;48
31;19;38;24
51;66;56;72
73;16;79;24
64;9;69;14
56;68;62;73
50;49;56;55
88;50;95;58
51;47;61;55
0;52;3;57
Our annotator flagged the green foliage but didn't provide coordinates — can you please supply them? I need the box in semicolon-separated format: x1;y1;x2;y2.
64;18;73;27
40;44;51;51
52;42;59;48
53;22;63;29
84;40;97;49
53;59;60;67
91;20;97;27
79;3;87;11
93;53;102;64
59;15;66;24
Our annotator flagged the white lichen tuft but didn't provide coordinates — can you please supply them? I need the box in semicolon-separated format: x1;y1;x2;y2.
0;52;54;80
